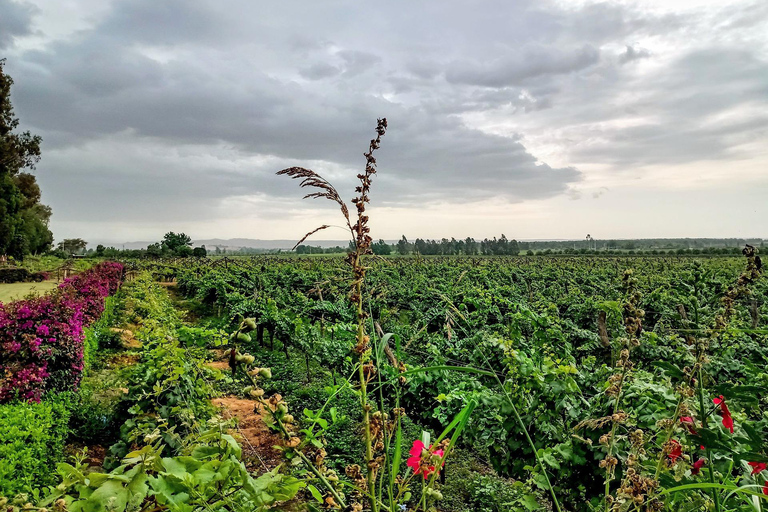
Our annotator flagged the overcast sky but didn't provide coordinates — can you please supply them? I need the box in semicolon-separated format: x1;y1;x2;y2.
2;0;767;245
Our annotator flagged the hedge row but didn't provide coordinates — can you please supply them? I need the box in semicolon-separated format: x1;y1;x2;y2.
0;267;48;283
0;262;124;402
0;396;71;496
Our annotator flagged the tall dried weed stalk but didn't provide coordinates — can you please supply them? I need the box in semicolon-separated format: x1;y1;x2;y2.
278;119;390;511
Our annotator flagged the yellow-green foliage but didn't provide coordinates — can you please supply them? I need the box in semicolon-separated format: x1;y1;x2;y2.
0;396;71;496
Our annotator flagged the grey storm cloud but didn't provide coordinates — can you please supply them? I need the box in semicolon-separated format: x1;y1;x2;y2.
0;0;37;49
619;44;651;64
562;46;768;167
2;0;767;238
445;44;601;87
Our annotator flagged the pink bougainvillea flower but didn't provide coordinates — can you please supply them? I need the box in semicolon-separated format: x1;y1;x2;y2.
407;440;445;480
691;458;706;476
407;440;425;468
668;440;683;463
680;416;698;435
748;462;767;475
0;262;123;403
713;395;734;434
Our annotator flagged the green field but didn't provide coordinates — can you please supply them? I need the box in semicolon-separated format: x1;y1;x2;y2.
0;280;59;303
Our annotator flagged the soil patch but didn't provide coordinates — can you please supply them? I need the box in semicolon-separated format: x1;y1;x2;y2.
65;443;108;469
206;360;231;371
110;327;141;349
212;396;285;470
210;348;228;360
108;353;140;367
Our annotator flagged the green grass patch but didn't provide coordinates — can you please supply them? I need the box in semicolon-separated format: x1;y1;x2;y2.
0;280;59;303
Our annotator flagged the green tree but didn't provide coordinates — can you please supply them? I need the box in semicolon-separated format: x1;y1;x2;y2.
18;203;53;253
0;59;44;258
146;242;163;258
176;245;193;257
162;232;192;253
396;235;410;255
372;239;392;255
57;238;88;255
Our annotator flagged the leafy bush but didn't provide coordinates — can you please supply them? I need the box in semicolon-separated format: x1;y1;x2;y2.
0;395;71;496
105;276;218;464
0;262;123;402
68;381;122;444
12;423;303;512
0;268;46;283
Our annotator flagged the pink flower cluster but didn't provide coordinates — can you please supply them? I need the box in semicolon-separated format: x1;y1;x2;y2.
0;262;123;403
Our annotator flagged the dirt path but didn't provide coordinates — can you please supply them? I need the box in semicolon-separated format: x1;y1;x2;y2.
160;283;285;471
109;327;142;349
211;396;286;471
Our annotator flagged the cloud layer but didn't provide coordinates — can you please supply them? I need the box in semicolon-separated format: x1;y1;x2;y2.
2;0;767;242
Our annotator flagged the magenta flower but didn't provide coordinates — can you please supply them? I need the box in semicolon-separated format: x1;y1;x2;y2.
0;262;123;402
407;440;445;480
691;459;706;476
713;396;734;434
667;440;683;463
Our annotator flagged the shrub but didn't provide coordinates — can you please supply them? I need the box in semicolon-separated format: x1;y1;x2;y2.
0;395;71;496
0;267;30;283
440;448;542;512
0;262;124;402
69;383;121;444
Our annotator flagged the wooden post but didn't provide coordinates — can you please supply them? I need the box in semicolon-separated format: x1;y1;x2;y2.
750;298;759;329
598;310;610;348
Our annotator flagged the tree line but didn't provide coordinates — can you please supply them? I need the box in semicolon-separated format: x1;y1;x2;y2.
0;59;53;260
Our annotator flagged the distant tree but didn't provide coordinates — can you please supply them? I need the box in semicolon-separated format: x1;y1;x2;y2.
396;235;410;255
146;242;163;258
192;245;207;258
176;245;193;257
95;244;106;256
57;238;88;254
464;237;478;255
162;232;192;253
372;239;392;255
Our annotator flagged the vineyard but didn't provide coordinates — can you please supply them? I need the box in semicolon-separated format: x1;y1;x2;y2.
1;250;766;512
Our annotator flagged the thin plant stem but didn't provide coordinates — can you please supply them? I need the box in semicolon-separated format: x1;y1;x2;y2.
355;253;378;512
697;366;722;512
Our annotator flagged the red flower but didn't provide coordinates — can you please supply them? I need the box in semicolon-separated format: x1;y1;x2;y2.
691;458;706;476
680;416;698;435
763;483;768;496
668;440;683;463
713;395;734;434
407;440;445;480
749;462;767;475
